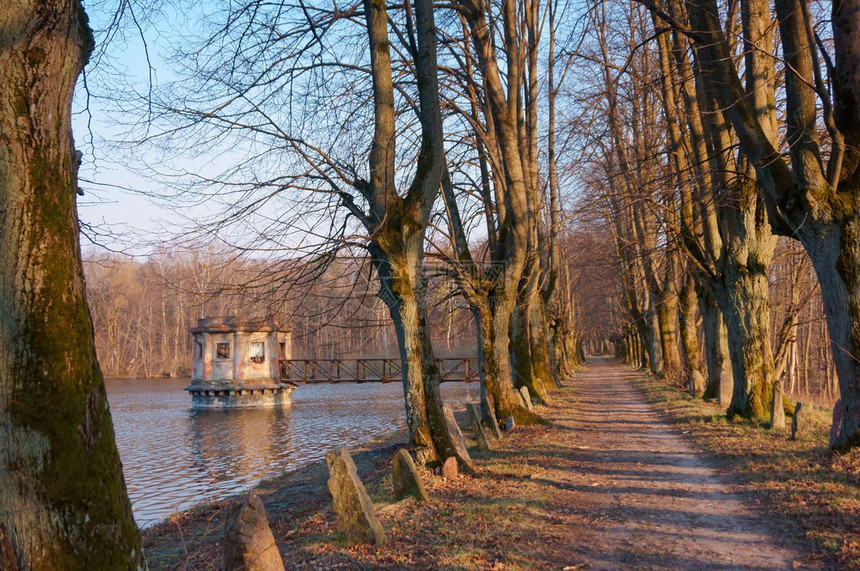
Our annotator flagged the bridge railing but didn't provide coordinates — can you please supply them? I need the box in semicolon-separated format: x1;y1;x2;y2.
278;358;479;384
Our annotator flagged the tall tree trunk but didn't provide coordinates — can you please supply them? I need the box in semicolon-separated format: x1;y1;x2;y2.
473;301;543;425
784;312;799;394
530;299;559;389
361;0;474;468
679;272;703;381
511;302;548;403
657;291;682;382
710;188;776;417
646;307;664;376
372;246;474;471
543;0;573;382
634;318;650;370
632;326;643;367
511;298;551;403
684;0;778;418
699;287;732;399
375;253;435;464
676;0;860;448
0;2;145;568
456;0;543;426
807;228;860;448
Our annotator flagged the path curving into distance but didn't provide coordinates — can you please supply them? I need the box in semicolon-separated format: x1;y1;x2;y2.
543;357;806;570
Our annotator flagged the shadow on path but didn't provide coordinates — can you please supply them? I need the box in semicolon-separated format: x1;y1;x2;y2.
539;357;808;570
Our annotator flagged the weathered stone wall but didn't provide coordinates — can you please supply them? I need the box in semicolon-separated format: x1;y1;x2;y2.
188;386;294;409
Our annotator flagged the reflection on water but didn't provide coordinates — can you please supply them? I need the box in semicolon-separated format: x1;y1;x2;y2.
104;378;480;528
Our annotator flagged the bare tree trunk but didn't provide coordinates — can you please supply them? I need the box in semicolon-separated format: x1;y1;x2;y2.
543;0;574;382
802;306;813;397
633;326;643;367
452;0;544;426
371;247;473;471
785;312;799;394
631;331;637;366
496;0;555;404
657;292;682;382
699;287;732;399
679;271;702;381
471;303;539;424
808;233;860;446
362;0;473;469
530;299;559;389
511;302;550;404
646;308;664;376
0;2;145;568
634;319;650;370
675;0;860;447
375;257;435;464
710;186;776;417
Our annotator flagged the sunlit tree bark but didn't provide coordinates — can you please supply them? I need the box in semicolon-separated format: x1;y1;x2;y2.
362;0;474;470
650;0;860;430
0;1;145;567
647;0;777;416
434;0;547;425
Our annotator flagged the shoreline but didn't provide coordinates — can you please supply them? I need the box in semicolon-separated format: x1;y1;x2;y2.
141;425;412;568
108;378;475;530
134;425;409;531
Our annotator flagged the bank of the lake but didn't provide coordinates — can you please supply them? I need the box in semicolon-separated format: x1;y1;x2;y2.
105;377;480;528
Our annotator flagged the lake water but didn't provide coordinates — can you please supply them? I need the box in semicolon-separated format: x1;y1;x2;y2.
104;378;480;528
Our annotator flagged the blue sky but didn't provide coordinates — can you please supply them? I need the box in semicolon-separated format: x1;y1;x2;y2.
73;1;187;254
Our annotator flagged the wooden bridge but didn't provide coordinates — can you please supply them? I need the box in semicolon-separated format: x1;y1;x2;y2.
278;358;479;384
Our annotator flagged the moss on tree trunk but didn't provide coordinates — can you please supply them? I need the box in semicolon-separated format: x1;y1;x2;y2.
473;303;545;427
510;303;549;405
0;2;145;568
716;264;775;419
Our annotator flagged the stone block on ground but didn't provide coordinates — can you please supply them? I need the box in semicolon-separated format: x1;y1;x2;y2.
518;386;533;411
466;402;491;450
392;448;429;502
442;456;458;479
791;402;810;441
719;370;733;406
690;370;705;398
769;380;786;430
222;490;285;571
483;395;503;439
441;403;475;472
534;378;554;397
505;416;515;432
325;447;386;545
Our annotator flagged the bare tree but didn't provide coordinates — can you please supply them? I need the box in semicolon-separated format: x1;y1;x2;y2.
651;0;777;417
640;0;860;447
114;0;475;468
427;0;552;424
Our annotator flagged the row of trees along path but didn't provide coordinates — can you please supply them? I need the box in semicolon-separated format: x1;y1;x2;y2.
545;358;801;569
139;356;811;569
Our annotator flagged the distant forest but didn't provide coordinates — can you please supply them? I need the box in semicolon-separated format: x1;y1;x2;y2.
83;232;840;407
83;237;588;379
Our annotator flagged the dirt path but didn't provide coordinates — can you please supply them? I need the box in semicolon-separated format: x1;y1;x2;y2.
539;358;803;570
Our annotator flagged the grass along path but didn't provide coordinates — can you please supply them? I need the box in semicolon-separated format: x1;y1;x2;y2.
143;358;838;569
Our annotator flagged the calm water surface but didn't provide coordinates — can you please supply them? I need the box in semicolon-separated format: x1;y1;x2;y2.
104;378;480;528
